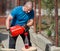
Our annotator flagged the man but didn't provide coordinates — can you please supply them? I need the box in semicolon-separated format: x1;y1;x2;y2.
6;1;34;49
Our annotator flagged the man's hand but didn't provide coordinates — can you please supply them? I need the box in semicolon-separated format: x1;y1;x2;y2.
23;24;30;32
7;29;12;37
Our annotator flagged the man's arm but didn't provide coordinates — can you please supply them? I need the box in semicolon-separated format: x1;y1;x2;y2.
27;19;34;27
23;19;34;32
26;10;34;27
6;15;13;29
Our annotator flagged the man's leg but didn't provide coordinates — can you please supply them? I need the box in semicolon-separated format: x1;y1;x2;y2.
20;31;32;46
9;36;18;49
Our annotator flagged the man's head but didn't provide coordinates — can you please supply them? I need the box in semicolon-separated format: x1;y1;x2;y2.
23;1;33;13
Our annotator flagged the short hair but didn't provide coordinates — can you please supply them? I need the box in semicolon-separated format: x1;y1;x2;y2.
24;1;33;8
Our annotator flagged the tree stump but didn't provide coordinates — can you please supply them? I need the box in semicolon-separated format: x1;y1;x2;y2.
21;47;37;51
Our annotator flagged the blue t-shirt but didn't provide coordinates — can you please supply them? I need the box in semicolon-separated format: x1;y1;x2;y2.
10;6;34;26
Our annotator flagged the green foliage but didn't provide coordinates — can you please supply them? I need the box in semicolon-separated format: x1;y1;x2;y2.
42;20;47;25
42;0;54;9
42;0;54;16
47;29;52;36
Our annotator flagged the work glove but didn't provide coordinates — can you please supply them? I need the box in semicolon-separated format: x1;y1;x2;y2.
7;29;12;37
23;24;30;32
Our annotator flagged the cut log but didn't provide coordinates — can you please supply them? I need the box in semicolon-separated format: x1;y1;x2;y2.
21;47;37;51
